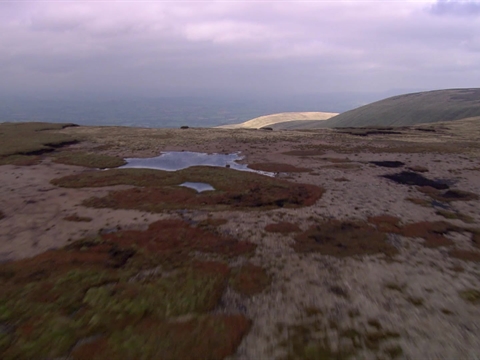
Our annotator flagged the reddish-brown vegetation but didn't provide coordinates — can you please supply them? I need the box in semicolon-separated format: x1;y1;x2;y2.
230;263;270;296
293;220;396;258
264;222;301;234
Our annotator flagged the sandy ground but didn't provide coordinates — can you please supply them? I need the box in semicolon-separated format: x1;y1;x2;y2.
1;119;480;359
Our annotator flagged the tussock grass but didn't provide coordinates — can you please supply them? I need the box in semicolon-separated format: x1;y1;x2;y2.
0;122;78;158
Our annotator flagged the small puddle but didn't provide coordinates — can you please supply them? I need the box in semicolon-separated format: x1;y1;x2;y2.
120;151;274;176
180;182;215;193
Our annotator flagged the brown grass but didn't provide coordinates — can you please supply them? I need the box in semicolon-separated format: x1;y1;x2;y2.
368;215;402;233
399;221;459;247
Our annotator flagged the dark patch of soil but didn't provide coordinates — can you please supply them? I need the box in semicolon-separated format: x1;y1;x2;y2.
64;214;93;222
382;171;449;190
230;263;270;296
335;128;402;136
0;211;4;220
321;157;351;163
247;163;311;173
407;166;428;173
370;161;405;168
264;222;301;234
293;220;397;258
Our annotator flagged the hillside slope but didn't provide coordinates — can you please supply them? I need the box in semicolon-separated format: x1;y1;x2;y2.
216;111;338;129
322;88;480;128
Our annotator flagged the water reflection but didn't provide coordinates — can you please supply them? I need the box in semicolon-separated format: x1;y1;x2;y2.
120;151;273;176
179;182;215;193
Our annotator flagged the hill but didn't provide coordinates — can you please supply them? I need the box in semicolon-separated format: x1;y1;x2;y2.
216;111;338;129
282;88;480;129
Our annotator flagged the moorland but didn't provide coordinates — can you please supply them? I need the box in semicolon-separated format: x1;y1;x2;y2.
1;89;480;359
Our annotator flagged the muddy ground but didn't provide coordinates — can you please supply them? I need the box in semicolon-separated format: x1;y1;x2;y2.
1;118;480;359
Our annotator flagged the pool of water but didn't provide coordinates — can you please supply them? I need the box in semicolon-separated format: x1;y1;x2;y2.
120;151;273;176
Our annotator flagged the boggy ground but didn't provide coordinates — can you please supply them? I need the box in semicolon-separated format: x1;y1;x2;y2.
1;118;480;359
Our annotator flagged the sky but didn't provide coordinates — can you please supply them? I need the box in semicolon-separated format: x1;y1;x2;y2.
1;0;479;99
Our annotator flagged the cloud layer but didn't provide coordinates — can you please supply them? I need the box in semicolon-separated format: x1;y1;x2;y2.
1;0;479;97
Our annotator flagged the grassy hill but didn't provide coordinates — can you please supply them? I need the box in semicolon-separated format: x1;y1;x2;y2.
294;88;480;129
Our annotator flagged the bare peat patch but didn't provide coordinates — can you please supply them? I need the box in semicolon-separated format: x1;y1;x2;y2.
369;161;405;168
381;171;449;189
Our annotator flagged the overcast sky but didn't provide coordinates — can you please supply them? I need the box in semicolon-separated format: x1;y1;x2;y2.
1;0;479;99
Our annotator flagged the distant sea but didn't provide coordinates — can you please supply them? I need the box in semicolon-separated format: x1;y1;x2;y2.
0;93;391;128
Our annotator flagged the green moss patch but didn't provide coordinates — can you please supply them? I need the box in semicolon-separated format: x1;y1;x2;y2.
459;289;480;304
0;122;78;159
52;151;126;168
264;222;301;234
0;219;255;359
0;155;41;166
248;163;311;173
418;186;479;202
435;210;474;223
293;220;397;258
52;167;324;212
230;263;270;296
406;197;431;207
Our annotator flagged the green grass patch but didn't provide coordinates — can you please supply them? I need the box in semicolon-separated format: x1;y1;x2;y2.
435;210;475;223
459;289;480;304
52;151;126;168
0;122;79;158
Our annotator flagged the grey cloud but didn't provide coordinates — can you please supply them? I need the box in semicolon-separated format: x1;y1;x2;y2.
430;0;480;16
0;1;479;98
